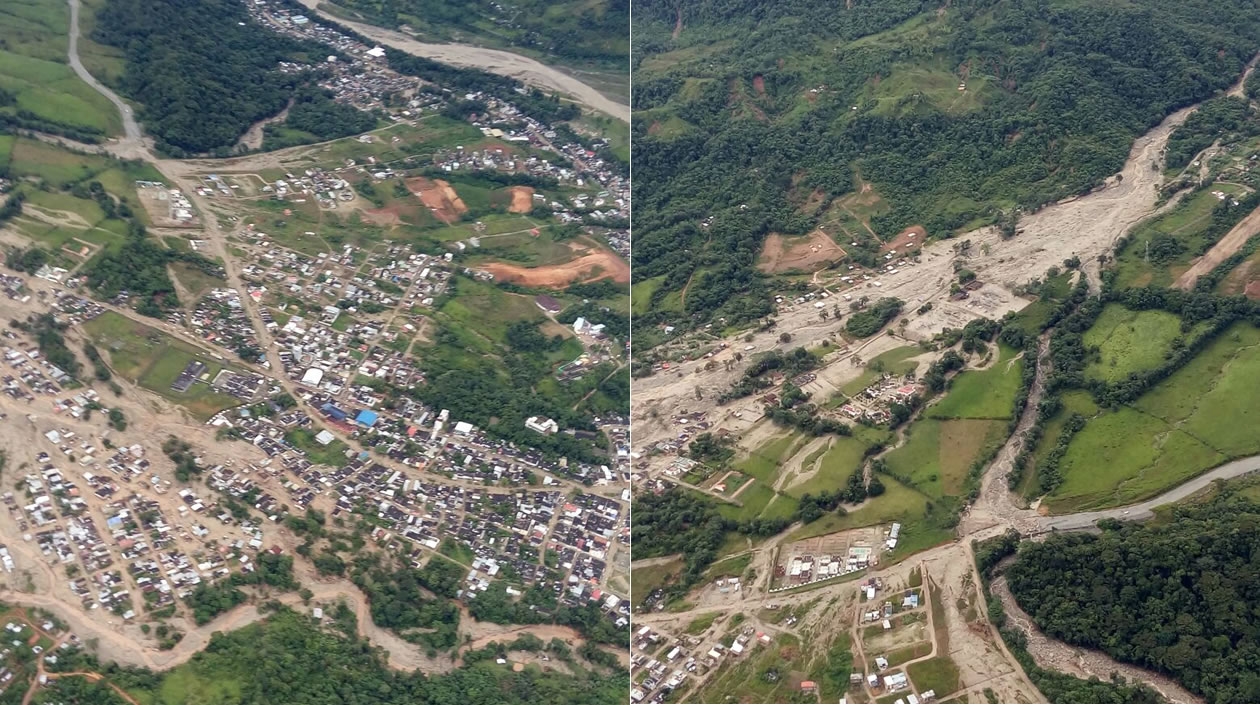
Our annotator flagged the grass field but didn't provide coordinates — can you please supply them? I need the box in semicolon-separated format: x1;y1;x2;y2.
1082;304;1205;382
786;426;891;498
907;656;961;696
83;312;243;421
735;432;805;483
0;0;123;137
296;118;483;170
841;346;921;397
718;480;799;524
631;557;683;607
866;61;996;118
630;276;663;316
284;428;351;468
788;475;930;542
1047;323;1260;512
927;344;1022;420
884;419;1007;498
5;138;162;226
438;276;547;346
147;662;244;705
465;228;576;266
704;553;752;581
684;612;722;635
719;481;774;520
688;632;826;703
170;262;225;301
1007;270;1076;335
11;188;134;255
1113;183;1249;289
1022;390;1099;497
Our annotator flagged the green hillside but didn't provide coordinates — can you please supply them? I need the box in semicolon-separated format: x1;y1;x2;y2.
631;0;1260;329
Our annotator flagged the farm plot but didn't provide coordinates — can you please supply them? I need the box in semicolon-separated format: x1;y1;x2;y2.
1047;323;1260;512
884;419;1007;499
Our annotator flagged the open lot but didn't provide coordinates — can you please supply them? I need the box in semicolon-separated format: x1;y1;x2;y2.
480;239;629;287
406;176;467;224
757;229;847;274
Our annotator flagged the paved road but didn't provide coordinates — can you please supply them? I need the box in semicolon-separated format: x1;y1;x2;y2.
1036;454;1260;532
66;0;142;144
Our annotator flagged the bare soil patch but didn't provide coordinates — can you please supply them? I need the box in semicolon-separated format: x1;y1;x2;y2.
483;242;629;287
883;225;926;254
752;74;766;95
406;176;468;224
758;230;847;274
507;186;535;214
362;204;405;226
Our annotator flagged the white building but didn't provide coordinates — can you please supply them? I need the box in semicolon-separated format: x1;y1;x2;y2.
525;416;559;435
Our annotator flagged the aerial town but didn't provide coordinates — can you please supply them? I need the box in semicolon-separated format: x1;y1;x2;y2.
0;0;630;681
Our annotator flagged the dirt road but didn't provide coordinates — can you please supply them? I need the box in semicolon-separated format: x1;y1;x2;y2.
1174;201;1260;289
66;0;141;145
295;0;628;122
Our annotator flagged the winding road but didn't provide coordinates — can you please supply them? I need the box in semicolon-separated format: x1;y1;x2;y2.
66;0;141;145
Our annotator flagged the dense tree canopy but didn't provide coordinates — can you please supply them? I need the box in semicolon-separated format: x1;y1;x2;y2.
94;0;318;155
50;608;626;705
1007;496;1260;702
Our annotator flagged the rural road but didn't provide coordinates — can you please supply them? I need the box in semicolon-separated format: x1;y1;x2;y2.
66;0;142;144
1036;453;1260;531
295;0;628;122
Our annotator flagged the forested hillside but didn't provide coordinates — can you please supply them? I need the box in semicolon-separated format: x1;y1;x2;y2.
631;0;1260;329
92;0;321;155
1006;494;1260;703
